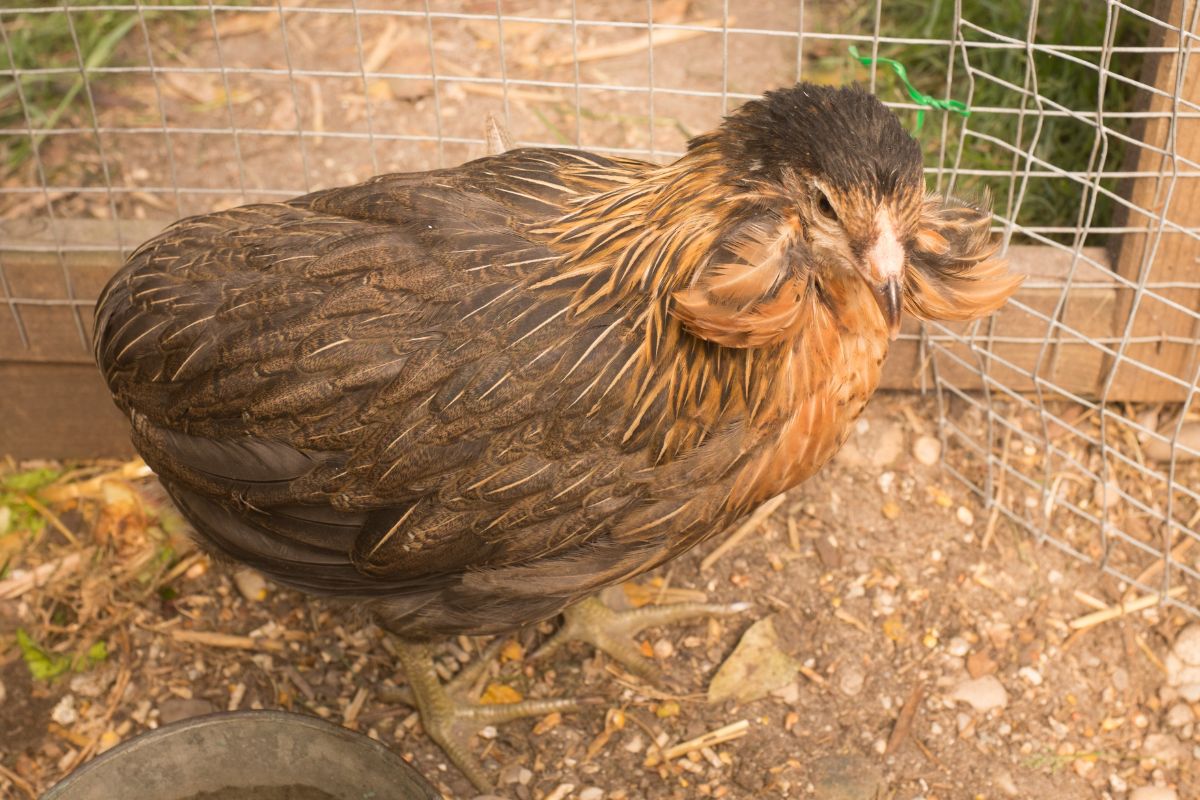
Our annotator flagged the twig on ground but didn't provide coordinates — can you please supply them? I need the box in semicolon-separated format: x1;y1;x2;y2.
1068;587;1185;630
885;683;925;755
700;494;786;572
0;763;36;800
550;17;730;65
18;493;79;545
0;549;93;600
657;719;749;762
171;629;285;652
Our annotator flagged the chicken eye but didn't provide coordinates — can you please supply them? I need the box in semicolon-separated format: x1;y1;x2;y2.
817;194;838;222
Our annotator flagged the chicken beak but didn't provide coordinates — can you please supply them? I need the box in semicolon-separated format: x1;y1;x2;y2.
863;210;905;341
872;277;903;341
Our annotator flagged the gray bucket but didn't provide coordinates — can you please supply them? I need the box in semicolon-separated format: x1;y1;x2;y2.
41;710;441;800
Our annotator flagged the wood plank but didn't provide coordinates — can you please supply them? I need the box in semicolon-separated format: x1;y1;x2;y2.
1110;0;1200;401
0;363;135;460
882;245;1118;398
1;218;168;364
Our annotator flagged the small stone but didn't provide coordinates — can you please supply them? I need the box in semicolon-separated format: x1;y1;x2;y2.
1142;733;1187;766
1093;479;1121;509
97;730;121;754
870;424;904;468
579;789;604;800
1017;666;1043;686
966;650;998;678
956;506;975;526
1109;774;1128;793
479;725;498;739
69;669;114;699
877;471;895;494
1073;758;1095;778
1174;623;1200;665
51;694;78;726
993;768;1019;796
234;568;267;602
837;664;865;697
652;639;674;660
655;701;680;718
1179;683;1200;703
835;440;868;467
1047;717;1070;739
158;697;216;726
1130;788;1177;800
1165;703;1195;728
771;681;801;704
622;733;645;753
947;637;970;657
949;676;1008;712
810;754;886;800
881;501;901;520
984;621;1012;649
913;435;942;466
1167;652;1200;691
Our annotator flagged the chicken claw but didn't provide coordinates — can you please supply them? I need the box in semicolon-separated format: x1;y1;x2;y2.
533;595;751;684
391;639;583;792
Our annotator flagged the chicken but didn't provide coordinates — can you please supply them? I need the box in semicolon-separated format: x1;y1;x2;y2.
94;83;1021;790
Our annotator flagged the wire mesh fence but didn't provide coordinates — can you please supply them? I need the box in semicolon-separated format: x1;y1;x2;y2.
1;1;1198;616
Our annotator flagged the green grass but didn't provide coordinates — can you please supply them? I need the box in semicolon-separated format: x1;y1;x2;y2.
866;1;1152;245
1;7;138;170
0;2;211;173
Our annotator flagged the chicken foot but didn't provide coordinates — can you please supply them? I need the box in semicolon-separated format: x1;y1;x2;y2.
533;595;750;684
393;638;583;792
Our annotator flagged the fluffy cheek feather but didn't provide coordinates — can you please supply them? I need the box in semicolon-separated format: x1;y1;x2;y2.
668;217;810;348
670;279;808;347
904;193;1024;322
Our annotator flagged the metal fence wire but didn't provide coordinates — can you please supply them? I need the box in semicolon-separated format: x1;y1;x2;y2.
1;2;1198;616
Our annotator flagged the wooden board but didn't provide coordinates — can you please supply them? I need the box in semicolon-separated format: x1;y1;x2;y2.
1110;0;1200;401
0;363;135;459
882;245;1119;399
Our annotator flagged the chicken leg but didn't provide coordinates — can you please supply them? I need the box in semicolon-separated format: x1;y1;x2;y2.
533;595;750;684
392;638;582;792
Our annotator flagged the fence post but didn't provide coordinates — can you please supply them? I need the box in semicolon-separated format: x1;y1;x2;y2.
1110;0;1200;401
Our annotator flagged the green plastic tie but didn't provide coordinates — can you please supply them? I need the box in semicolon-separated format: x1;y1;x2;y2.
848;45;970;131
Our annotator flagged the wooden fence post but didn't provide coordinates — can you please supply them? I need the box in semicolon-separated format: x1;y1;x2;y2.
1110;0;1200;402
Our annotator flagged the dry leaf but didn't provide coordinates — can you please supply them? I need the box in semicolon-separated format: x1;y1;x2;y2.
533;711;562;735
480;683;523;705
707;615;798;704
500;639;525;663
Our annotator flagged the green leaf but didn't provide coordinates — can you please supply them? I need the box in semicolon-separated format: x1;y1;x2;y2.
3;467;61;494
16;628;72;681
82;639;108;666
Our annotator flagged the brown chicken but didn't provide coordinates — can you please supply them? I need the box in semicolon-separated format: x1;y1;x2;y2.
95;83;1020;789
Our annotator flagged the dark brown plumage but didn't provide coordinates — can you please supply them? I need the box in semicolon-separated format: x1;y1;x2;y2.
95;83;1021;789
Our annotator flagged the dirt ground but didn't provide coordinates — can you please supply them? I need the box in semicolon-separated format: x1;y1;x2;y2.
1;394;1198;800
